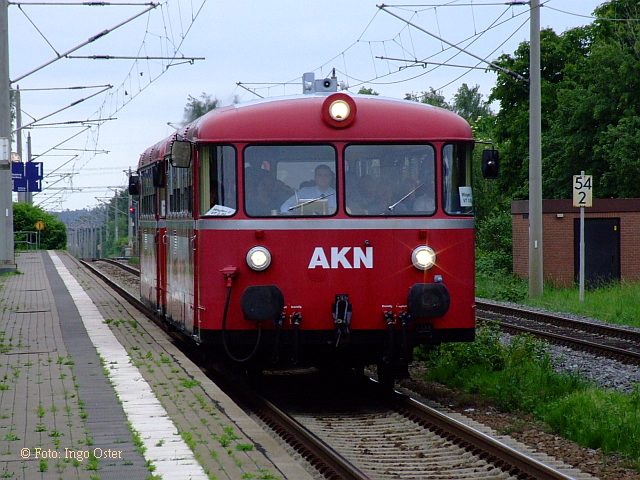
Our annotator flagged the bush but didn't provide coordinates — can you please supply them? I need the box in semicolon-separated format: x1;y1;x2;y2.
418;326;640;464
420;325;587;412
476;270;527;302
476;209;512;256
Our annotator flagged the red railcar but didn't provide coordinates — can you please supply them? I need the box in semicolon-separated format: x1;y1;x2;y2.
135;74;497;384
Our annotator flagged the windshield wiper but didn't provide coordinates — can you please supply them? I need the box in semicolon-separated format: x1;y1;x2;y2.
288;192;335;211
387;182;425;211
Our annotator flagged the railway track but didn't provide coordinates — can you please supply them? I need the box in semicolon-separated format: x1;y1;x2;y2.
80;258;590;480
477;299;640;365
95;257;140;276
225;370;583;480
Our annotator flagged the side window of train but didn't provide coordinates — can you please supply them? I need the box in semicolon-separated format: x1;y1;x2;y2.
167;161;193;217
199;145;237;217
344;144;436;216
243;145;336;217
140;167;156;216
442;143;473;215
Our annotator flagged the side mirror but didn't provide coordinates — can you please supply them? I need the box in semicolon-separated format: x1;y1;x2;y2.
481;149;499;179
128;174;140;195
170;140;192;168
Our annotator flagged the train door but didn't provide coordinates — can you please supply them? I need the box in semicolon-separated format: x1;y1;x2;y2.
155;161;167;314
166;158;195;334
138;167;158;308
195;145;237;340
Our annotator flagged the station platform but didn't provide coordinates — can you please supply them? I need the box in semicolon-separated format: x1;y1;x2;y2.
0;251;312;480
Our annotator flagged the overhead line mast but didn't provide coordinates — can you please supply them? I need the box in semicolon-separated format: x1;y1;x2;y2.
529;0;543;297
0;0;16;272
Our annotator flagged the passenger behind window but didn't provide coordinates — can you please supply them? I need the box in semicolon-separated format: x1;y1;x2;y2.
347;175;378;214
280;164;336;214
412;182;435;213
376;182;408;214
247;174;293;216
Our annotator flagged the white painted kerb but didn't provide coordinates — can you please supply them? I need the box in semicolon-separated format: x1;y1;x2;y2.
49;251;208;480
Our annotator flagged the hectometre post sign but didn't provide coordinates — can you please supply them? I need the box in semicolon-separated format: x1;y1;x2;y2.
573;173;593;207
574;171;593;302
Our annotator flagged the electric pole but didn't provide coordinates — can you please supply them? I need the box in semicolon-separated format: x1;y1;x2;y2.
0;0;17;273
528;0;543;297
127;167;133;256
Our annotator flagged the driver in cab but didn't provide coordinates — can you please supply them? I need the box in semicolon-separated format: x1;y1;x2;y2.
280;164;337;214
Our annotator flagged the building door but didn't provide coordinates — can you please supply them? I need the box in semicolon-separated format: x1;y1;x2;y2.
574;218;620;287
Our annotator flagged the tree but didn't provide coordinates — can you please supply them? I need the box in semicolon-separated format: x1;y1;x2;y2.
452;83;492;123
489;0;640;200
405;88;451;110
357;87;379;95
13;203;66;250
183;93;219;123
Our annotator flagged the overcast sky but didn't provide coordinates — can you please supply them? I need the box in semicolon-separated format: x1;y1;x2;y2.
7;0;604;211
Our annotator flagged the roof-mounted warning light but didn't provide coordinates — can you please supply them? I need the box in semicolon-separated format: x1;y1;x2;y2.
302;72;338;94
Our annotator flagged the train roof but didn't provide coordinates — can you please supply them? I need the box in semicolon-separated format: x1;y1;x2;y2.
138;93;472;168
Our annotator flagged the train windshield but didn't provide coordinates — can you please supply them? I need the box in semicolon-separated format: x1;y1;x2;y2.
345;144;436;216
244;145;337;217
443;143;473;216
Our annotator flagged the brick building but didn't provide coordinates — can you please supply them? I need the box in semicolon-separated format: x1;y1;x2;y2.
511;199;640;287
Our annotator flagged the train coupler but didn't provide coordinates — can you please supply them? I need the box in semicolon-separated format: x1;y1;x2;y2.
332;294;352;347
290;308;302;365
382;307;396;365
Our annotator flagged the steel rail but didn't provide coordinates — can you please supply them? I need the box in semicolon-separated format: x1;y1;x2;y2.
477;299;640;365
233;388;371;480
477;299;640;342
393;391;575;480
96;257;140;276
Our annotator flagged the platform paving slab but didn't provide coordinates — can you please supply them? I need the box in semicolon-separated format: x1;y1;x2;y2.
0;252;148;480
56;251;314;480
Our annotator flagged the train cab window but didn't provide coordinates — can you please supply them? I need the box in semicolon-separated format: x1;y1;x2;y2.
244;145;337;217
443;143;474;216
199;145;237;217
344;144;435;216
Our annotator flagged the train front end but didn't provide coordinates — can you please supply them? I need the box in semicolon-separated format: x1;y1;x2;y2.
142;76;498;385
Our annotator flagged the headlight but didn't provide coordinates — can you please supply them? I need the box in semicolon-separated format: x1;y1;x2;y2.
411;246;436;271
322;93;357;128
246;246;272;271
329;100;350;122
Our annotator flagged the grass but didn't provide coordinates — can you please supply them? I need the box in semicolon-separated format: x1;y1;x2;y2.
418;325;640;467
523;281;640;328
476;270;640;329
